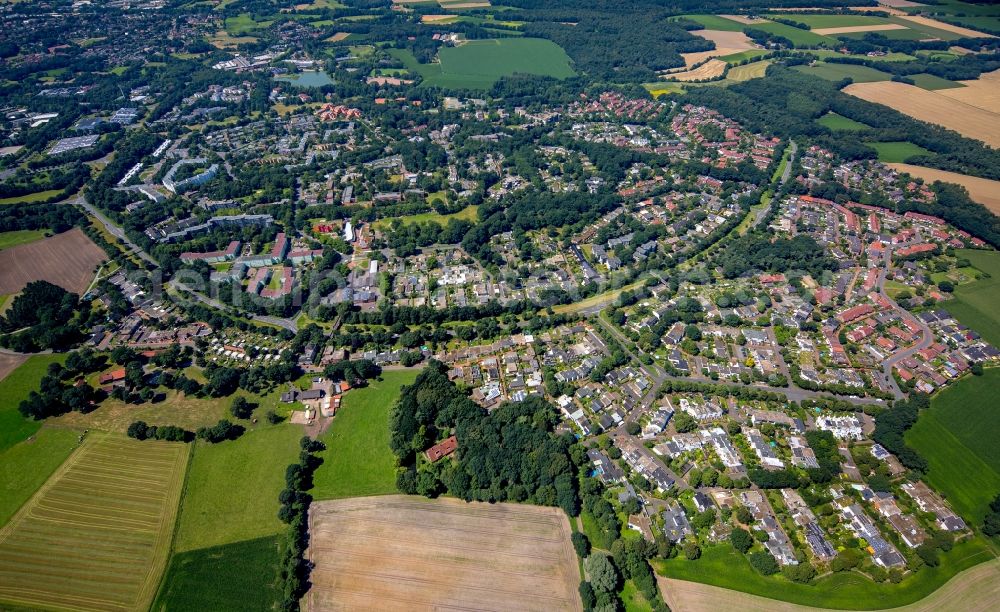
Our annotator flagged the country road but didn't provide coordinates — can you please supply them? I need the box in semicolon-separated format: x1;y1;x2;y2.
66;194;160;268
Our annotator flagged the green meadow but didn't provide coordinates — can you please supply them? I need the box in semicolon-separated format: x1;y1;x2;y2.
656;537;996;609
310;369;418;499
818;112;870;131
907;368;1000;526
0;355;67;452
793;62;890;83
866;141;933;163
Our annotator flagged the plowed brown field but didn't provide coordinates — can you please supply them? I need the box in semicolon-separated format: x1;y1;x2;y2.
305;495;581;612
0;228;106;295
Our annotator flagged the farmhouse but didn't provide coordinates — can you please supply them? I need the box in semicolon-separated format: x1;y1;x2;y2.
98;368;126;385
425;435;458;462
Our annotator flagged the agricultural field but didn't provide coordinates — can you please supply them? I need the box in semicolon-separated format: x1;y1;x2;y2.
0;434;189;612
817;112;870;131
725;60;771;82
224;13;273;35
908;73;964;90
310;369;418;500
907;368;1000;525
153;536;284;612
933;69;1000;115
0;229;48;252
0;427;79;526
660;557;1000;612
866;141;933;163
747;21;836;46
888;164;1000;215
655;537;996;610
676;15;745;32
843;81;1000;148
931;249;1000;347
429;38;575;89
171;424;303;553
895;15;995;39
793;62;890;83
0;354;66;452
667;59;727;82
682;30;757;68
305;495;582;611
0;227;107;295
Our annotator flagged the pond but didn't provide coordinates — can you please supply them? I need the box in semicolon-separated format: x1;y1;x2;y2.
274;70;334;88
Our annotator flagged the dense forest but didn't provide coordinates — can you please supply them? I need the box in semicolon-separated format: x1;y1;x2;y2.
717;233;837;279
390;362;582;514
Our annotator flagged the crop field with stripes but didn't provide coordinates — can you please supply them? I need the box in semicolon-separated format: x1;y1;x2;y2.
0;434;189;612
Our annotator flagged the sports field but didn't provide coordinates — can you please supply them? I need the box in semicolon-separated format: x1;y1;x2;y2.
172;424;303;552
310;369;418;499
844;81;1000;147
817;112;870;131
866;141;933;163
0;434;189;612
908;369;1000;526
655;536;995;610
0;227;107;296
305;495;582;611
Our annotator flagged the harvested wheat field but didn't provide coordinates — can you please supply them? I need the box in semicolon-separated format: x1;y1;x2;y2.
0;227;106;296
421;14;456;23
879;0;925;7
658;557;1000;612
718;14;766;25
324;32;350;42
844;81;1000;147
669;59;727;81
0;434;188;612
936;69;1000;114
680;30;755;67
305;495;581;612
898;15;995;39
890;164;1000;214
813;24;908;35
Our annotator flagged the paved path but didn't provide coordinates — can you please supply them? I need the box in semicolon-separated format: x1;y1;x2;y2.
67;195;160;268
